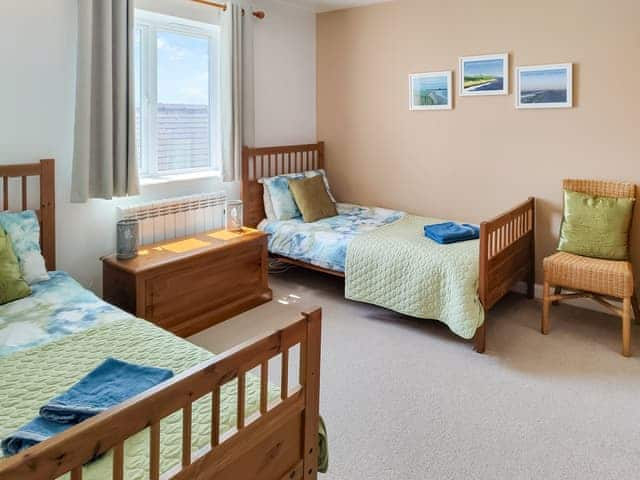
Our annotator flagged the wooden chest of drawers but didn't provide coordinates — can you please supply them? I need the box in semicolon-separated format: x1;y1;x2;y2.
102;229;272;337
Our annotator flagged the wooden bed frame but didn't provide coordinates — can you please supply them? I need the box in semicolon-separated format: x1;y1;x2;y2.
0;160;323;480
242;142;536;353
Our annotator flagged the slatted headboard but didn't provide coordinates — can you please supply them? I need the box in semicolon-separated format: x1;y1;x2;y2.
0;159;55;270
241;142;325;228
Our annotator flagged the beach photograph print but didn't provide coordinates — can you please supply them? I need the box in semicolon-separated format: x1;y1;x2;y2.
516;63;573;109
409;71;452;110
459;53;508;96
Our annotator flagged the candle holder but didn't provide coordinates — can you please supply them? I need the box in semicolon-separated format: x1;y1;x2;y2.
226;200;243;232
116;219;139;260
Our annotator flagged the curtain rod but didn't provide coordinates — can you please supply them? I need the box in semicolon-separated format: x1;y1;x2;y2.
191;0;266;19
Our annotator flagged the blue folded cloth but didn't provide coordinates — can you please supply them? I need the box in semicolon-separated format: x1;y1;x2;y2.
424;222;480;244
0;416;70;457
1;358;173;456
39;358;174;423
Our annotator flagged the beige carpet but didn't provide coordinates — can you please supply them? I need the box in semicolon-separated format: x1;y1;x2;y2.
189;268;640;479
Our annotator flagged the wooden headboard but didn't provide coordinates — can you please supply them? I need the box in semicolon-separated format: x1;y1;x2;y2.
0;159;55;270
242;142;325;228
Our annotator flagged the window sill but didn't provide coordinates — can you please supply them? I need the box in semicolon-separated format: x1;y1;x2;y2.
140;170;221;186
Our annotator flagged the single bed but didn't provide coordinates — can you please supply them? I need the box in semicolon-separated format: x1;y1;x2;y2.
243;142;536;353
258;203;404;273
0;160;323;480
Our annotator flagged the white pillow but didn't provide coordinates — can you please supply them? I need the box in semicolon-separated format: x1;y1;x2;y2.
0;211;49;284
20;250;49;284
263;187;277;220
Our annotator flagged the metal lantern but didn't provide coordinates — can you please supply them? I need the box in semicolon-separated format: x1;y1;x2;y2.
116;219;139;260
226;200;243;232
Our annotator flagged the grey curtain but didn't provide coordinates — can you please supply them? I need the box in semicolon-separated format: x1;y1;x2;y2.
71;0;139;202
221;2;255;182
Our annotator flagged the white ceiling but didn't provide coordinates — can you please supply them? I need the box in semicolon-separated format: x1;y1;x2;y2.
279;0;392;13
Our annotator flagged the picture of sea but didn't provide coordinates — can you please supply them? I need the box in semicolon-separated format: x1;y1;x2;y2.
463;57;505;92
413;75;449;106
520;68;568;104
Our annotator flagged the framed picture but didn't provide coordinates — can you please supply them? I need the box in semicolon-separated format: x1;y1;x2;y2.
459;53;508;96
516;63;573;109
409;71;453;110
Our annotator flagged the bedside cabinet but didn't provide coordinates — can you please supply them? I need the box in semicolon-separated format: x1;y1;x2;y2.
102;228;272;337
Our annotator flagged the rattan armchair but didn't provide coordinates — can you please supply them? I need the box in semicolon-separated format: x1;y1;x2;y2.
542;179;639;357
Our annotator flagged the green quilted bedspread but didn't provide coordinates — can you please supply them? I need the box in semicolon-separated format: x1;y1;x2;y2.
345;215;484;339
0;318;277;479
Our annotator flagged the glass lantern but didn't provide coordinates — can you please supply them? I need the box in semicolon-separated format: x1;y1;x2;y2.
226;200;244;232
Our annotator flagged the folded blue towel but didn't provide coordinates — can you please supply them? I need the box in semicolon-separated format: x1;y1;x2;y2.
0;416;69;457
40;358;173;423
424;222;480;244
1;358;173;456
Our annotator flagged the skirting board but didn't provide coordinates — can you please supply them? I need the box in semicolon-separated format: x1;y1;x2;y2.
512;281;625;317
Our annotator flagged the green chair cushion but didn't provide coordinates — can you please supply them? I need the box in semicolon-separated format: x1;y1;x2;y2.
0;226;31;305
558;190;635;260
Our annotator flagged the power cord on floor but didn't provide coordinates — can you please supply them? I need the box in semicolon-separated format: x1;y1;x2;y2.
268;258;294;274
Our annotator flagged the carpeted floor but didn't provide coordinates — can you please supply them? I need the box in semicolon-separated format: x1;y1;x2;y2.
189;268;640;479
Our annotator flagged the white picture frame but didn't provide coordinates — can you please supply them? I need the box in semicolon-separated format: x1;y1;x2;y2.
515;63;573;109
459;53;509;96
409;71;453;111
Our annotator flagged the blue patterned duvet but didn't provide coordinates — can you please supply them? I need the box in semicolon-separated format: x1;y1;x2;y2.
258;203;404;272
0;272;131;358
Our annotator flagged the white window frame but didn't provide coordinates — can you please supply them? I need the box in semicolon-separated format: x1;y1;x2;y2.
135;9;221;179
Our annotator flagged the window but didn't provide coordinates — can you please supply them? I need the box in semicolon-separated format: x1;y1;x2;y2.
135;10;220;178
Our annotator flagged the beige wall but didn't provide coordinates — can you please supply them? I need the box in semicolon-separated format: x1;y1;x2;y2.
317;0;640;285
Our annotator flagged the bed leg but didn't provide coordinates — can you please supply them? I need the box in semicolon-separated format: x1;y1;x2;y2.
527;196;536;300
473;322;486;354
302;308;322;479
526;269;535;299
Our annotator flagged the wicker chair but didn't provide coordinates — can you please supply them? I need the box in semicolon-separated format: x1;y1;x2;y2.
542;179;639;357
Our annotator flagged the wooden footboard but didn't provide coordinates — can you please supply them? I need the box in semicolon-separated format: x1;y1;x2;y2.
475;198;536;353
0;309;322;480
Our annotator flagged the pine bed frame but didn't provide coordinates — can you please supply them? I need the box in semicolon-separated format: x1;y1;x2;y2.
0;160;323;480
242;142;536;353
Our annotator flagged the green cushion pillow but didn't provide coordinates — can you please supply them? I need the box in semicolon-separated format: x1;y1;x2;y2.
0;226;31;304
558;190;635;260
289;175;338;223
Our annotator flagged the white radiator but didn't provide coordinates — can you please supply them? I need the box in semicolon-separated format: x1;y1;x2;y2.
118;192;227;245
